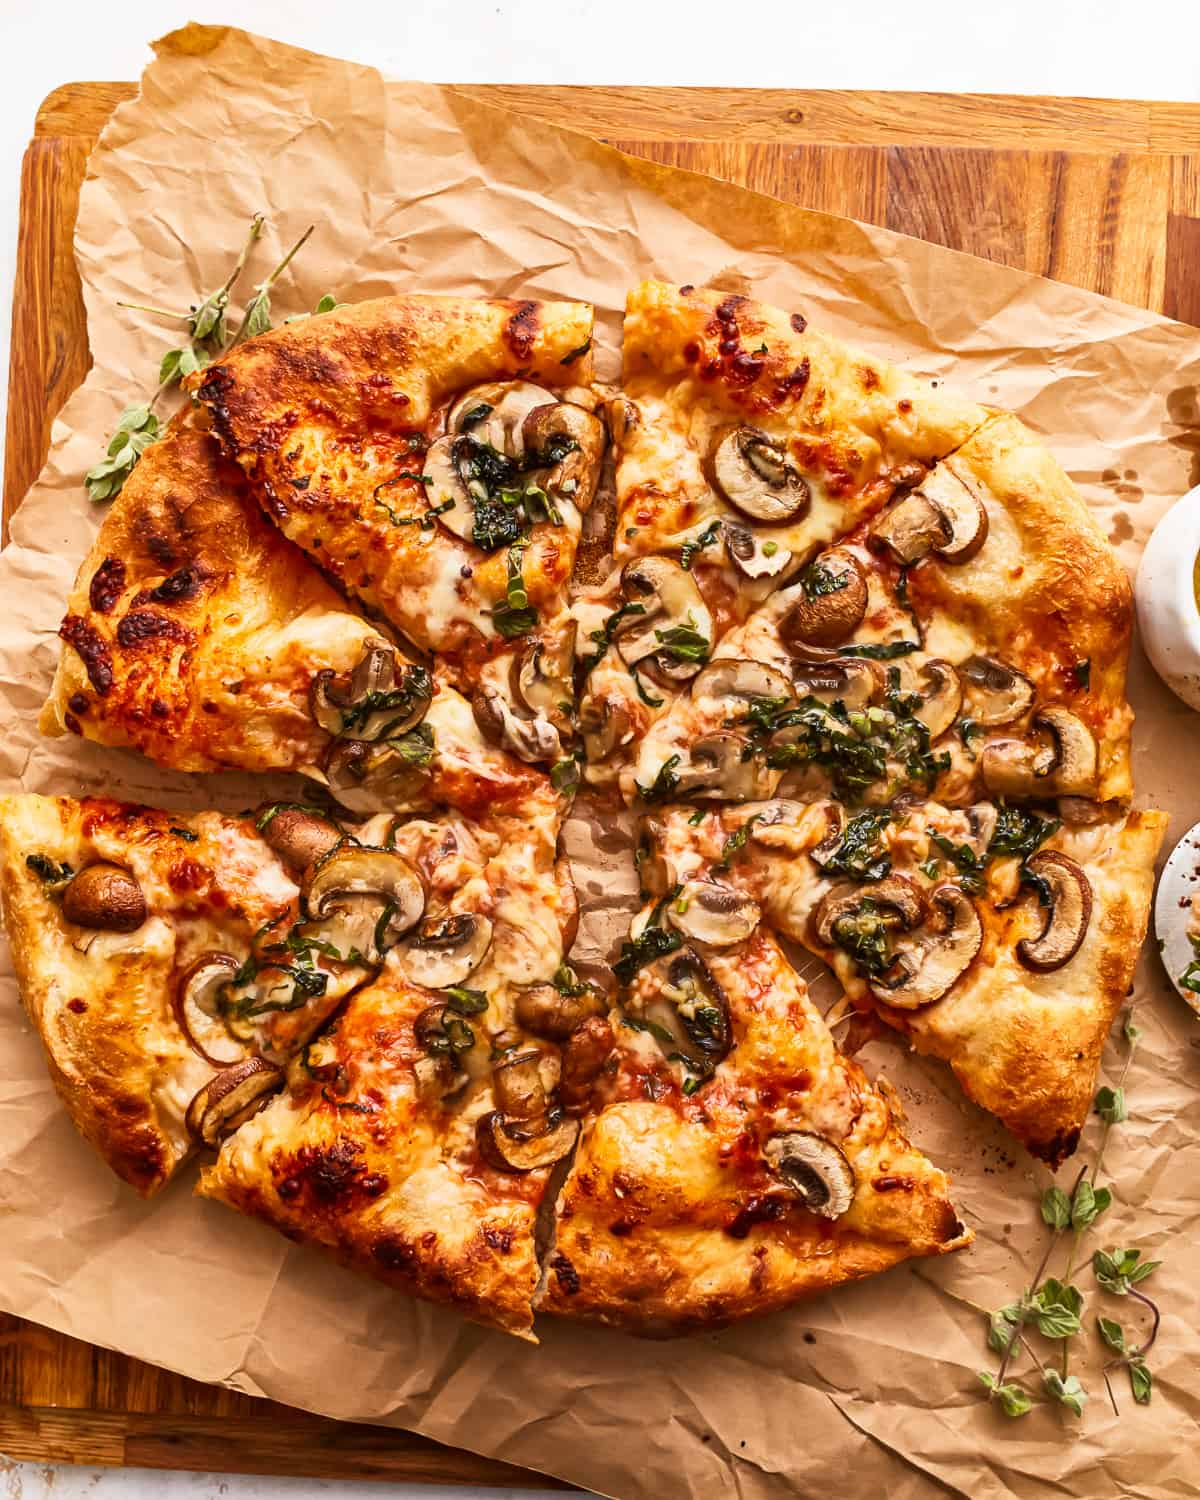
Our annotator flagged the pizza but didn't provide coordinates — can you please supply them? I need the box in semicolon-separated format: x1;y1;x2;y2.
0;276;1163;1340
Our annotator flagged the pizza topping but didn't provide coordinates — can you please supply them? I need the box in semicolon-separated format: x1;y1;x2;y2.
780;552;869;649
579;691;633;763
255;804;344;871
1016;852;1092;972
515;981;605;1040
981;707;1097;800
1033;707;1098;796
472;683;561;763
789;658;878;712
814;876;926;956
980;736;1057;799
61;863;148;933
322;734;433;815
726;522;793;581
635;948;733;1082
763;1132;855;1217
476;1109;579;1173
516;627;576;723
185;1057;284;1148
912;659;962;740
673;731;777;802
176;953;249;1066
521;402;605;511
446;381;556;457
615;556;713;685
960;655;1035;726
419;435;477;543
712;427;810;524
870;470;988;566
870;882;982;1008
394;912;493;989
962;801;1000;857
309;648;432;743
669;881;761;947
559;1015;616;1112
302;845;425;961
690;657;793;713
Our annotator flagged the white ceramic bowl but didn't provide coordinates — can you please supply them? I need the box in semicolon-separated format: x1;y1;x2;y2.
1135;484;1200;710
1154;819;1200;1015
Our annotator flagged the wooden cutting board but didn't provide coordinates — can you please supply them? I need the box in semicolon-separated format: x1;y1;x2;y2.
3;79;1200;1487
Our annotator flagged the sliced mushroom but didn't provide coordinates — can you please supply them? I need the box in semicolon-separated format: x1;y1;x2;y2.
579;692;633;763
559;1015;616;1113
1057;796;1104;826
961;802;999;859
979;736;1057;799
447;381;556;457
918;466;990;563
813;876;925;948
725;522;793;581
303;846;426;961
689;657;794;712
175;953;247;1066
606;395;640;443
805;802;847;867
960;655;1035;726
309;645;431;743
492;1049;549;1122
515;981;605;1040
712;427;810;523
419;435;474;542
1035;707;1098;796
560;385;601;413
674;732;777;802
870;883;982;1009
791;658;878;711
185;1057;283;1149
394;912;493;989
639;948;733;1073
522;402;606;511
323;737;432;815
472;684;561;763
870;470;988;566
615;556;713;684
61;864;147;933
669;882;762;947
763;1132;855;1218
1017;853;1092;972
515;625;576;723
912;658;962;740
256;805;344;872
636;813;675;898
475;1110;579;1173
779;551;869;649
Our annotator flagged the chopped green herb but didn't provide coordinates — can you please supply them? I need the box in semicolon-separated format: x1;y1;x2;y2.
799;562;850;601
168;826;199;842
680;519;722;571
443;986;488;1015
25;854;73;885
491;546;539;639
989;807;1060;861
635;754;682;803
823;808;893;882
840;640;919;661
715;815;760;869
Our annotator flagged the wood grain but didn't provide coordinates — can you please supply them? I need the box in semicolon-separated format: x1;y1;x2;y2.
2;77;1200;1485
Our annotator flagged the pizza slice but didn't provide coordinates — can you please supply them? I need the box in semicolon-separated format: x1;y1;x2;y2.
539;922;969;1333
0;783;571;1199
639;796;1166;1165
190;294;604;756
198;780;587;1341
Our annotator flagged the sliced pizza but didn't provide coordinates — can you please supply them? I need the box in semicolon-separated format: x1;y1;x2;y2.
539;924;968;1333
190;295;604;748
638;796;1166;1164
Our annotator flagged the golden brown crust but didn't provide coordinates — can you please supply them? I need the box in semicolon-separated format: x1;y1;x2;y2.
191;295;595;674
540;930;968;1333
40;417;381;774
0;794;299;1195
199;966;553;1340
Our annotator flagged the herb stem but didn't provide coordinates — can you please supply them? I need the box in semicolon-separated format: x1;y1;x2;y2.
116;301;192;321
992;1174;1081;1390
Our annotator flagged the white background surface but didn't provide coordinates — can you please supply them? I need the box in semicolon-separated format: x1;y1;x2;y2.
1;2;1198;1496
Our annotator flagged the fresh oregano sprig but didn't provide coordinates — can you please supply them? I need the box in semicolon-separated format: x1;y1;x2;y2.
88;216;317;503
1093;1248;1161;1411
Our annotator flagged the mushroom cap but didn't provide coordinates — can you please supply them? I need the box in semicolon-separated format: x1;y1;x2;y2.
779;551;869;650
1017;852;1092;972
1034;707;1098;797
960;655;1035;726
919;465;989;563
471;684;562;763
668;881;762;947
255;805;344;872
912;658;963;740
870;882;982;1009
712;427;811;524
185;1057;283;1149
515;625;576;722
578;691;633;763
521;402;606;511
980;737;1057;800
447;381;556;457
515;981;605;1040
175;952;248;1067
639;947;733;1073
394;912;494;989
725;522;793;580
61;863;147;933
869;492;948;564
790;658;878;712
690;657;794;710
322;737;433;816
813;875;925;947
675;731;778;802
419;434;475;543
616;555;712;681
763;1131;856;1217
491;1049;549;1122
303;845;426;958
475;1110;579;1172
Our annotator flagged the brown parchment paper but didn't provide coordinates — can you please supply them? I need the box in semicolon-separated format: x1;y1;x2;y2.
2;23;1200;1499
